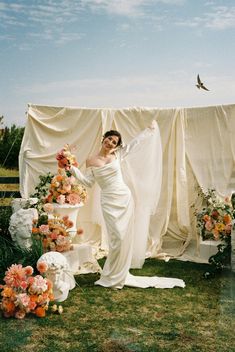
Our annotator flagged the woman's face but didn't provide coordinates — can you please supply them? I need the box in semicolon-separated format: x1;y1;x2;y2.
102;135;119;151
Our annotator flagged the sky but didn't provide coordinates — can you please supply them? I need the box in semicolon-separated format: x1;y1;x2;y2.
0;0;235;126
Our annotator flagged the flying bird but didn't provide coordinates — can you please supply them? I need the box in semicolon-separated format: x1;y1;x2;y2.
196;74;209;91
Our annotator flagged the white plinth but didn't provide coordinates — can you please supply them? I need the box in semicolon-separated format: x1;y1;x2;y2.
199;239;221;262
62;244;101;275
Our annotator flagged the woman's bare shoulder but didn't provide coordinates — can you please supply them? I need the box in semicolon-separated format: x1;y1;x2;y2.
86;155;98;168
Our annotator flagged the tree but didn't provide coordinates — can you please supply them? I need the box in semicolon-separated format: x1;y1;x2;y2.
0;124;25;169
0;116;4;140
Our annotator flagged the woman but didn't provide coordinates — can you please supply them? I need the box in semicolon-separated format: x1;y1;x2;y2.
59;120;185;289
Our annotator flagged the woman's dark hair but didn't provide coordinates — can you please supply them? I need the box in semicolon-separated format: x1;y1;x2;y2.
102;130;122;147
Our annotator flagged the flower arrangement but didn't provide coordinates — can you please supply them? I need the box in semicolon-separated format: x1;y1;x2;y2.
56;144;78;170
32;213;83;253
0;263;54;319
44;168;87;206
195;188;233;241
194;188;235;274
30;144;87;209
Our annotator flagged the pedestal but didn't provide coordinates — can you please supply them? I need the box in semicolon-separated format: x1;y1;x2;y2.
199;238;221;262
62;244;101;275
53;203;83;238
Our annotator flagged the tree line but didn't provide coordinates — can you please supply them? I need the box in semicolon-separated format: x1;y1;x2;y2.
0;116;25;169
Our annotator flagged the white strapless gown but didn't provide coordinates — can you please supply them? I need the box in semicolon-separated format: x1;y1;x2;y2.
71;128;185;289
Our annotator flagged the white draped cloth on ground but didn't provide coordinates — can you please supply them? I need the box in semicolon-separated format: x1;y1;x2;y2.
19;103;235;267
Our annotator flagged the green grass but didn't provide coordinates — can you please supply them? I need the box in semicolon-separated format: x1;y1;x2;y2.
0;259;235;352
0;166;234;351
0;167;19;176
0;167;19;206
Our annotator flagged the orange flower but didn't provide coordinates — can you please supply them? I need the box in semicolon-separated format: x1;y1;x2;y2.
30;294;38;303
203;214;210;222
223;214;231;225
49;293;54;301
1;286;14;298
46;194;53;203
56;175;63;182
37;262;48;274
32;227;39;234
35;306;46;317
3;300;15;313
24;266;34;276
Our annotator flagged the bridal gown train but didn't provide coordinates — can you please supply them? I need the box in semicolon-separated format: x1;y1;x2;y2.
71;127;185;289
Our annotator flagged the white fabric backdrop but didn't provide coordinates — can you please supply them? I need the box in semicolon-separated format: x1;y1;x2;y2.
19;103;235;264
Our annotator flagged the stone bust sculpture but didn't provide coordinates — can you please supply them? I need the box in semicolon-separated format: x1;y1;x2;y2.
9;208;38;249
37;252;73;302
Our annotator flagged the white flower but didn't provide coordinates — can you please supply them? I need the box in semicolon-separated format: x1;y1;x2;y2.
58;305;63;314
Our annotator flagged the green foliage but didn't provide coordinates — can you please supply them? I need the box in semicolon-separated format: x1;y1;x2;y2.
0;207;12;239
0;124;25;169
0;236;43;284
208;236;231;273
30;172;54;213
30;173;54;200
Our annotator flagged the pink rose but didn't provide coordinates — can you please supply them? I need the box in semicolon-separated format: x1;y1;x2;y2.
66;193;80;205
16;293;30;308
56;195;66;205
43;203;54;213
20;280;28;290
205;221;213;231
39;225;50;235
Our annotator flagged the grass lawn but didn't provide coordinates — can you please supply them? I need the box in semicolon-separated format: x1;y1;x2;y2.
0;166;234;351
0;259;234;352
0;167;19;206
0;167;19;177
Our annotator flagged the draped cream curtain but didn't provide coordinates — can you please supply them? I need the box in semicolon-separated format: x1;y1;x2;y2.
19;103;235;264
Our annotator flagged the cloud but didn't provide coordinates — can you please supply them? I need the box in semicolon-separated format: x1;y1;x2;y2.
205;6;235;30
16;71;235;110
81;0;185;17
0;0;187;47
176;5;235;30
0;1;84;46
